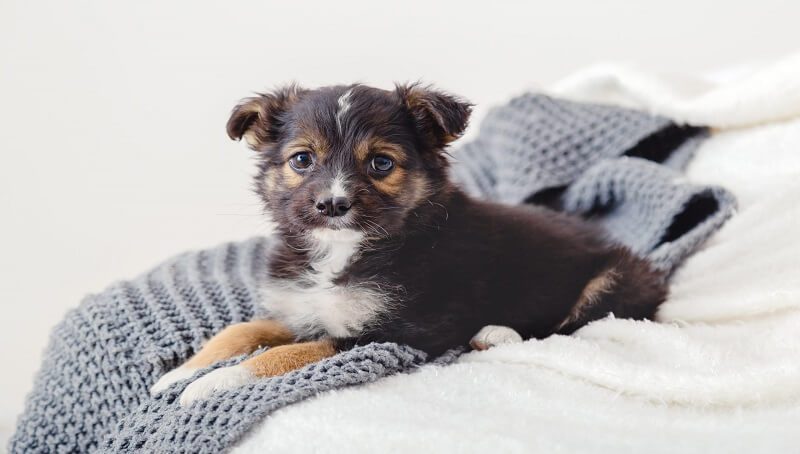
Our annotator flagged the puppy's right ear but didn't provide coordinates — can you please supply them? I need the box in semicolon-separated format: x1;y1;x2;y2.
226;85;304;149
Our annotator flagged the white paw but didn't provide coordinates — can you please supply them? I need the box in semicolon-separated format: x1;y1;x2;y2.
469;325;523;351
179;365;255;406
150;366;198;395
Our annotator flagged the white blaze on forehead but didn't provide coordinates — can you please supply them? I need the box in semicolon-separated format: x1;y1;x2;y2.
330;173;349;198
336;88;354;133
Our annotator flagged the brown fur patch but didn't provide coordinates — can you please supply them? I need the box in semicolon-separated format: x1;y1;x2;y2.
353;137;371;162
405;174;432;204
555;268;619;331
277;132;331;190
372;167;407;196
185;319;295;368
354;138;407;163
283;134;329;160
277;135;331;189
281;163;304;189
243;130;261;148
263;168;279;191
241;340;336;377
283;124;330;158
365;140;414;197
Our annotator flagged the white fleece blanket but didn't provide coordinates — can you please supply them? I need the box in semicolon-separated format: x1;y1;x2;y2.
234;55;800;454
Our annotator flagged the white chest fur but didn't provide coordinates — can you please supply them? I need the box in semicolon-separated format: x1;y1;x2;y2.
261;229;390;338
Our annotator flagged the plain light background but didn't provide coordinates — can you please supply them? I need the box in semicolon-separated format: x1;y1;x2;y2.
1;0;798;442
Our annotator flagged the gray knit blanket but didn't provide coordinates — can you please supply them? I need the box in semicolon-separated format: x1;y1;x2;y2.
450;94;735;272
10;94;736;453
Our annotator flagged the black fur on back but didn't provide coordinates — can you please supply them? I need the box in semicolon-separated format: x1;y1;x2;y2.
339;190;666;355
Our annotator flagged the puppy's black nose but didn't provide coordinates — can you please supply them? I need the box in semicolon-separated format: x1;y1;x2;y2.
315;197;351;217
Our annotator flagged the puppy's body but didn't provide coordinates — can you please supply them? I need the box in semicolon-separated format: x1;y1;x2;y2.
267;188;665;357
153;83;667;403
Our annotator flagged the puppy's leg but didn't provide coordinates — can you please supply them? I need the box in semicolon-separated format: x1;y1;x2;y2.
150;319;294;395
179;340;336;405
555;255;667;335
469;325;523;351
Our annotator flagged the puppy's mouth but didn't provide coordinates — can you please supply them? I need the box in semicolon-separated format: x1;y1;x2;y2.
298;209;357;231
319;214;355;230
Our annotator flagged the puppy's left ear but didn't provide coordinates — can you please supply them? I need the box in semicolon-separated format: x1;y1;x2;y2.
396;83;472;150
226;85;304;150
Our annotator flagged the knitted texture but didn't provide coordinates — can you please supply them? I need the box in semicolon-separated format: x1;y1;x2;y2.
562;157;737;271
9;238;429;453
452;93;671;202
103;342;425;453
450;93;736;272
10;94;736;453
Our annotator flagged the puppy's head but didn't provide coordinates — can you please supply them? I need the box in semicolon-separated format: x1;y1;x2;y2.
227;83;471;239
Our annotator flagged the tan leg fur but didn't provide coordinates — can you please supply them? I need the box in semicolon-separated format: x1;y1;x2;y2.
240;340;337;377
184;319;295;368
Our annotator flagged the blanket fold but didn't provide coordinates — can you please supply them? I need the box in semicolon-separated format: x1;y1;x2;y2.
10;94;735;454
450;94;735;272
562;157;736;271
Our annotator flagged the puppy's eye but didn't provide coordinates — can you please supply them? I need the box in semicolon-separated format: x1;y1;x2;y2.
289;152;314;171
370;155;394;173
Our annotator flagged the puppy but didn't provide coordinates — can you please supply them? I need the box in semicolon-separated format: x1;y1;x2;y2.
151;83;667;404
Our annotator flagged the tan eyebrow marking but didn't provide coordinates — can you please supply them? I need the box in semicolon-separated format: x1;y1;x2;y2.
282;138;317;159
282;129;330;160
354;138;407;164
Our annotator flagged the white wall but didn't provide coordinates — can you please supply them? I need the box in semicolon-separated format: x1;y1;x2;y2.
1;0;797;437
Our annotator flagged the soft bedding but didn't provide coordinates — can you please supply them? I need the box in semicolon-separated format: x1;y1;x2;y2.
9;75;735;453
9;54;800;453
233;55;800;453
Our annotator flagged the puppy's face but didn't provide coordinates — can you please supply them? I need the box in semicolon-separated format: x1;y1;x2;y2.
227;84;471;238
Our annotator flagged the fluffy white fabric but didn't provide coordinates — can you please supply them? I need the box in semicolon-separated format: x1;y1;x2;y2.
233;55;800;453
549;52;800;128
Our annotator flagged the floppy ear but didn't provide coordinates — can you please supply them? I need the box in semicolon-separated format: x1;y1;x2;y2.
395;83;472;150
226;85;304;149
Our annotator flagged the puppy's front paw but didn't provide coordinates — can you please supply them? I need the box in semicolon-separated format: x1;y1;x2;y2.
150;366;198;395
469;325;523;351
179;365;255;406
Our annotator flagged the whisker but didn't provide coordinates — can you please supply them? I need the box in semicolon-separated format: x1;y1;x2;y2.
427;199;449;220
